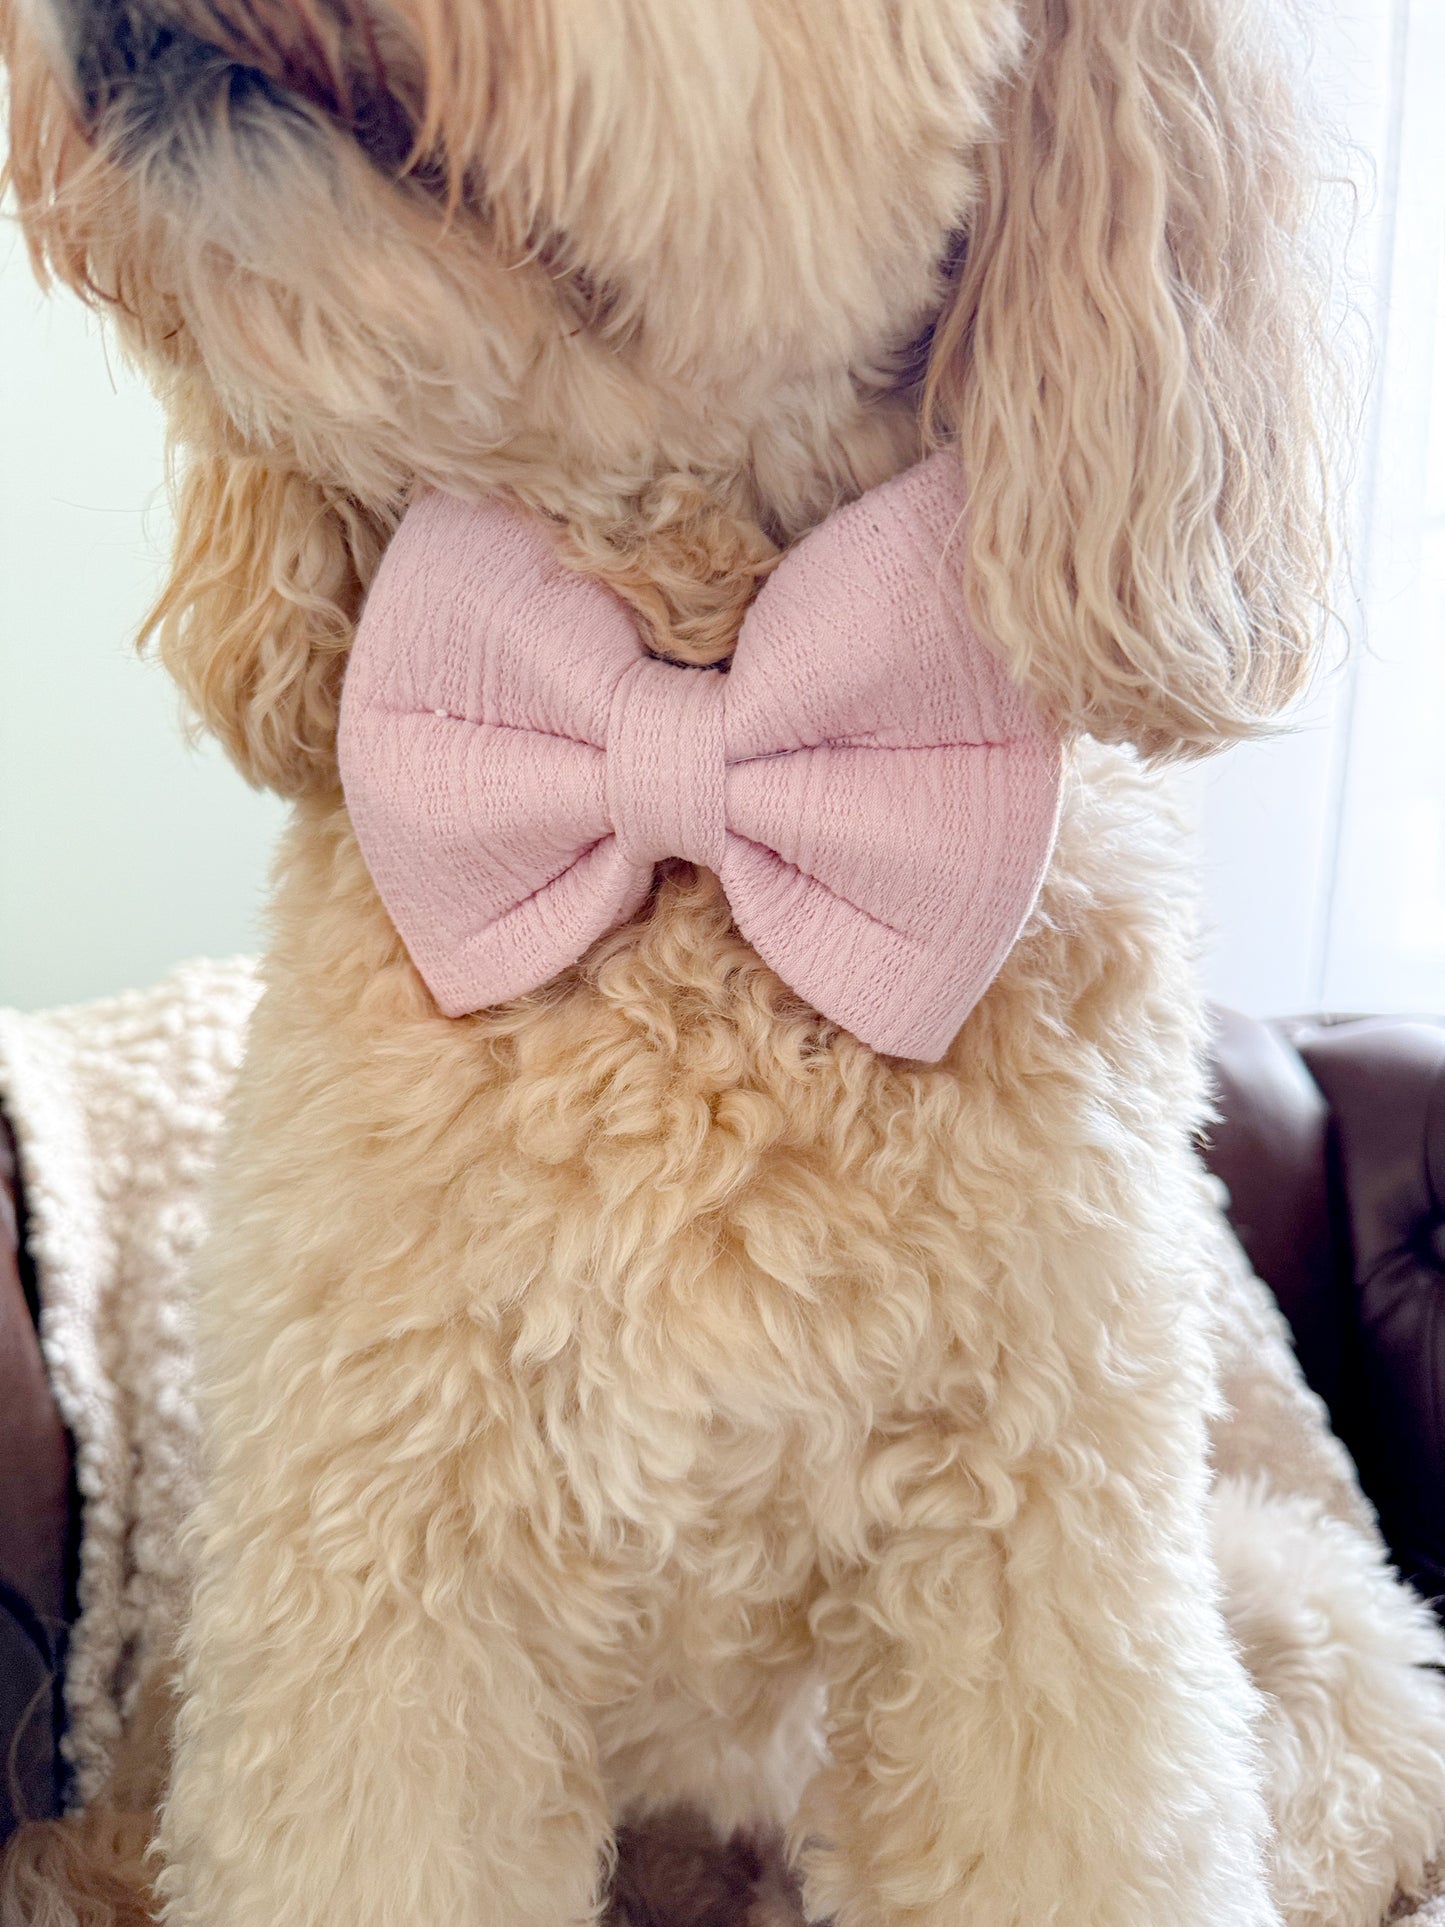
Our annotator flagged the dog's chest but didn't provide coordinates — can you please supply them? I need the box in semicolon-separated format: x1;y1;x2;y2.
466;1080;1013;1688
453;909;1011;1579
489;1157;975;1511
491;1257;967;1672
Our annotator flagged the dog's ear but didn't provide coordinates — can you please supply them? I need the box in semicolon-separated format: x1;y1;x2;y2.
143;446;396;796
925;0;1330;761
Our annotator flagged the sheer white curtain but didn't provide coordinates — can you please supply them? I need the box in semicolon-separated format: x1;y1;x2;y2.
1191;0;1445;1016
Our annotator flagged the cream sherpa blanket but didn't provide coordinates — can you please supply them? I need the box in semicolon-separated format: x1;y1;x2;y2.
3;960;1445;1927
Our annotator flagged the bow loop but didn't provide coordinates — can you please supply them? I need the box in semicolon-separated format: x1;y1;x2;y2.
605;657;727;873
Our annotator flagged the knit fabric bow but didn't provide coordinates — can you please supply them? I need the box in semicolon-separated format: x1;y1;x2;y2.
338;453;1063;1061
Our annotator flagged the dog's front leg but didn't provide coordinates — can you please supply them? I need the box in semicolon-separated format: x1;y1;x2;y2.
798;1301;1279;1927
156;1327;609;1927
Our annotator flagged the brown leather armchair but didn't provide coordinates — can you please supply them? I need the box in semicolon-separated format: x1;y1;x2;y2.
1208;1011;1445;1604
2;1010;1444;1845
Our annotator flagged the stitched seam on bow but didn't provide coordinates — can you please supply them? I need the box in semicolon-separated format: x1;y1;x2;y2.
379;704;604;753
728;835;921;946
379;709;1026;759
728;737;1020;764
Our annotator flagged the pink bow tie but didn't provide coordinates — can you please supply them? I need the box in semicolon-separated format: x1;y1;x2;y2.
338;454;1062;1061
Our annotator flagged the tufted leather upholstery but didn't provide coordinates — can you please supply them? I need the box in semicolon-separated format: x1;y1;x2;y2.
0;1009;1442;1840
1208;1012;1445;1603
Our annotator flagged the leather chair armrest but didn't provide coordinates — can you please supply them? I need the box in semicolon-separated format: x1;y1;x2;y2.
1204;1009;1445;1603
0;1107;72;1836
1203;1008;1349;1418
1290;1017;1445;1601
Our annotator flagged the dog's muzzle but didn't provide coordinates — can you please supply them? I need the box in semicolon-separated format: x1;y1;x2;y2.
34;0;265;137
34;0;414;169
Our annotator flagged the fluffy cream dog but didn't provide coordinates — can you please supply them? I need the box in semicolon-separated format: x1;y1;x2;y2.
2;1;1440;1925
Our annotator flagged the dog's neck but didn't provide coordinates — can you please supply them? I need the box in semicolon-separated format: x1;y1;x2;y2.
577;396;926;666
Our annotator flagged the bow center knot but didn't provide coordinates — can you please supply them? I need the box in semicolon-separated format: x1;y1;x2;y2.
605;656;728;874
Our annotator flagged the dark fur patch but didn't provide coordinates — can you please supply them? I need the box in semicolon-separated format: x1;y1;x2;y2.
607;1806;808;1927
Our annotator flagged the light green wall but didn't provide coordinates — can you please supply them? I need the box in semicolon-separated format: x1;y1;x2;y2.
0;224;284;1013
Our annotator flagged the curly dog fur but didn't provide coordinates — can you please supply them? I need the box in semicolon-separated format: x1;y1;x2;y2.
4;0;1442;1923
